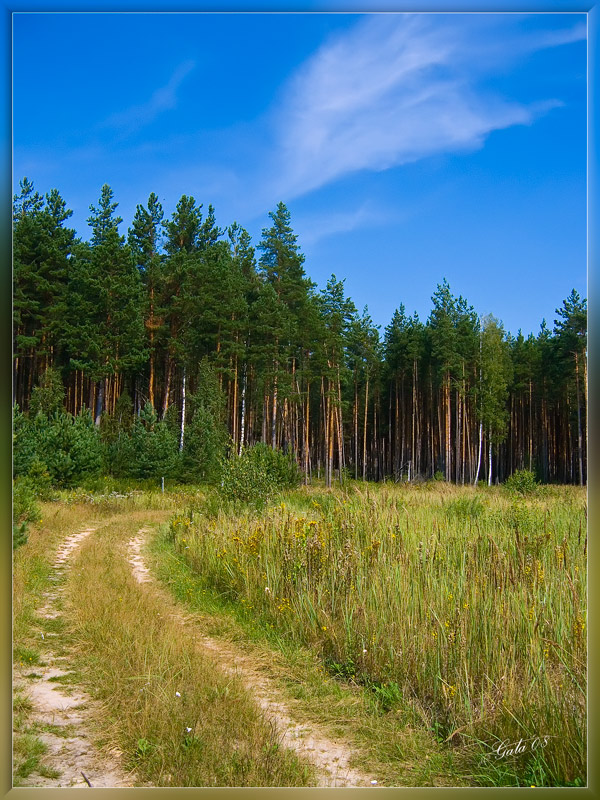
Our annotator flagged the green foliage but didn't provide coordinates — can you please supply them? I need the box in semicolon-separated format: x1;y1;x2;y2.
445;495;484;520
13;406;103;487
128;403;180;480
181;360;228;482
219;443;302;507
11;179;588;489
505;469;539;496
13;479;42;549
24;459;53;500
29;367;65;417
479;315;513;445
102;402;180;480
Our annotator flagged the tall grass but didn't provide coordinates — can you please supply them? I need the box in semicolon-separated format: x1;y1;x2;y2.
65;511;315;787
169;482;586;786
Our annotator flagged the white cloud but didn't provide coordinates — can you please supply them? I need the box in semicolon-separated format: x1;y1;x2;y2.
103;59;196;134
265;14;583;202
296;201;396;247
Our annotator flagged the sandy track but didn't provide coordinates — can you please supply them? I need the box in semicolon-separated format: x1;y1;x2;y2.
14;526;137;788
128;529;378;788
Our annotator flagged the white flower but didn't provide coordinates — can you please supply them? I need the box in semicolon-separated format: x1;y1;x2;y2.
362;649;367;654
370;780;378;785
186;727;192;733
265;587;271;595
175;691;181;697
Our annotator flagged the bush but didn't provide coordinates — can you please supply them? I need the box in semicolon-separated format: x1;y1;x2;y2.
445;495;484;521
129;405;181;479
13;407;103;487
182;405;228;483
104;403;181;480
219;443;302;507
13;479;42;550
505;469;539;496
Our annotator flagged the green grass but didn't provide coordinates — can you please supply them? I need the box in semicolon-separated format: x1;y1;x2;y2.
13;733;49;782
165;480;587;787
149;521;473;786
14;498;315;787
13;483;586;788
61;509;316;787
12;691;62;785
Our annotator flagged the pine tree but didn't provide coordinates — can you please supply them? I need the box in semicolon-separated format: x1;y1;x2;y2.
128;193;166;410
553;290;587;485
477;315;513;485
65;185;145;423
316;276;356;485
87;183;123;247
258;203;313;450
13;180;75;408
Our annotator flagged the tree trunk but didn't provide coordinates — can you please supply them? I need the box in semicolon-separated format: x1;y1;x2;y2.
162;354;173;419
529;379;533;471
179;366;186;452
336;369;344;477
445;373;451;481
327;390;334;488
487;427;492;486
239;362;247;455
354;377;358;480
363;376;369;481
304;381;310;481
271;368;278;450
94;379;105;426
474;421;483;485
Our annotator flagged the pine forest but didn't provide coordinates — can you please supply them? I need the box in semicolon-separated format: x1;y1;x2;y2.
13;179;587;489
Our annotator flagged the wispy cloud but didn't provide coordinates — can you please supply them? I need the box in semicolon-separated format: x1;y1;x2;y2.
296;201;397;247
263;14;583;202
102;59;196;134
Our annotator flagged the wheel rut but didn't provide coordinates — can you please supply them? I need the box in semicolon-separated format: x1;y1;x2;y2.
128;529;379;788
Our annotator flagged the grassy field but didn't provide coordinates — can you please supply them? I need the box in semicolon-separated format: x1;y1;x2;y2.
13;495;315;787
13;479;586;787
167;480;587;787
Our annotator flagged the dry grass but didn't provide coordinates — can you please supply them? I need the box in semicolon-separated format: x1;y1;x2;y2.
168;481;587;786
62;509;315;786
13;499;315;787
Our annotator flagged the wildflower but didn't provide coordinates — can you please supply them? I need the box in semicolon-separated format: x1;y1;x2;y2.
363;649;367;654
265;587;271;595
175;691;181;697
322;626;327;631
371;780;378;785
186;727;192;733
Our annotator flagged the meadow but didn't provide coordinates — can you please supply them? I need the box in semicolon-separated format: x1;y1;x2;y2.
168;480;587;786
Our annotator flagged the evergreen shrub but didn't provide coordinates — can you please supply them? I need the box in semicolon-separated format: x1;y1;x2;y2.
505;469;539;496
13;478;42;549
13;407;103;487
219;443;302;507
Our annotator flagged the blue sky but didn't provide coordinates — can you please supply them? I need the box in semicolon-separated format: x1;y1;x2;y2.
13;12;586;337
